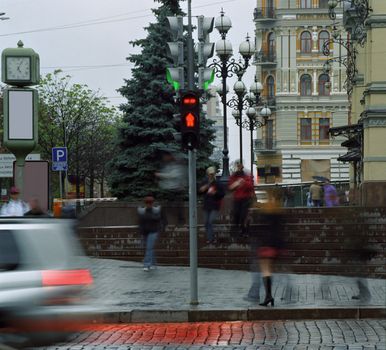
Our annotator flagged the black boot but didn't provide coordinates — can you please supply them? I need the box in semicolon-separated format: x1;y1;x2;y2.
259;276;274;306
352;280;371;301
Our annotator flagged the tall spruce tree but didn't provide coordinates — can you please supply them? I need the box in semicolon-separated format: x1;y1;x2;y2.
108;0;215;200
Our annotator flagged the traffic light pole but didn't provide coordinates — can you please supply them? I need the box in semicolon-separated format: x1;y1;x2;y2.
187;0;198;306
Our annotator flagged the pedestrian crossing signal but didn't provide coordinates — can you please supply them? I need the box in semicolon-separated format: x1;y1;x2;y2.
185;113;196;128
180;91;200;150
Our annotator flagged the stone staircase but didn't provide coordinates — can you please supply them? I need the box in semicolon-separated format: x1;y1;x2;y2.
78;207;386;278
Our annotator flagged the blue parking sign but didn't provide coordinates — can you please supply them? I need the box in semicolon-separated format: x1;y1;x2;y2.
52;147;67;171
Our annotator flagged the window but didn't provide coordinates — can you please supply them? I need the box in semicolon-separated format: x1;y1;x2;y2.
300;31;312;53
319;118;330;141
266;0;274;17
318;74;330;96
300;74;312;96
319;0;329;8
300;0;312;8
318;31;330;53
266;119;274;149
267;76;275;97
268;32;275;60
301;118;312;141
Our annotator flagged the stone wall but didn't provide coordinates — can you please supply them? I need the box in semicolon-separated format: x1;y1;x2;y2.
78;206;386;278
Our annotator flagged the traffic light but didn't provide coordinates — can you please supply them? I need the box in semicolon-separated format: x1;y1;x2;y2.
180;91;200;150
197;16;215;90
166;16;185;91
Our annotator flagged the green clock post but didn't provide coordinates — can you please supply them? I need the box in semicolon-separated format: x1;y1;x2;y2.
1;41;40;197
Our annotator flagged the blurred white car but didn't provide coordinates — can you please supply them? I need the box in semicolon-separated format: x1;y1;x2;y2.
0;218;96;348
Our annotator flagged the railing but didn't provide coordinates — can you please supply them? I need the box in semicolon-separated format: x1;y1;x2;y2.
254;138;277;151
254;7;276;19
264;96;276;107
255;51;276;65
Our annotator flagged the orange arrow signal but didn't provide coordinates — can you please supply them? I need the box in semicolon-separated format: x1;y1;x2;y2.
185;113;196;127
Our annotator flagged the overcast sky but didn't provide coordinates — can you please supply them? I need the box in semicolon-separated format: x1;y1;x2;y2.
1;0;257;167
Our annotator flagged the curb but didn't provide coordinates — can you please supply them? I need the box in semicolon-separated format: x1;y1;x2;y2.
93;307;386;323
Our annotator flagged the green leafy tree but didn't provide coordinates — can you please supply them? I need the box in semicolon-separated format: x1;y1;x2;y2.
37;71;119;197
108;0;215;200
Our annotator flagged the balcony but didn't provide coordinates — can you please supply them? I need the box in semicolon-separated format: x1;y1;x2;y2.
255;51;276;67
254;138;277;153
254;7;276;21
264;96;276;108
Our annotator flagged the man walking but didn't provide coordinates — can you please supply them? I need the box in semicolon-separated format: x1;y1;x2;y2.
199;167;225;244
137;196;166;271
309;181;323;207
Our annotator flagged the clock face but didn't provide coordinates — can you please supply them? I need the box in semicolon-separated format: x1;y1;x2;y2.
6;56;31;81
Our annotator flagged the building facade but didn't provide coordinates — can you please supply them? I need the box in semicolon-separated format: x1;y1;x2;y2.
337;1;386;206
253;0;350;184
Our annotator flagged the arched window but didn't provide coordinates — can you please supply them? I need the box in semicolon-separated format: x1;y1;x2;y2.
267;76;275;97
301;31;312;53
318;31;330;53
300;74;312;96
318;74;330;96
268;32;275;60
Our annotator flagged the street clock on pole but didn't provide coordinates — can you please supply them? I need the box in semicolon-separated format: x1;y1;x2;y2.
1;40;40;86
1;41;40;198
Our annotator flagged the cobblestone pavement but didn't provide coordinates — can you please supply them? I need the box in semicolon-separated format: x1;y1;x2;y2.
39;319;386;350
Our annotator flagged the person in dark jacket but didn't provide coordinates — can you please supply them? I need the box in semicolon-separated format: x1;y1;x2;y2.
199;167;225;244
137;196;166;271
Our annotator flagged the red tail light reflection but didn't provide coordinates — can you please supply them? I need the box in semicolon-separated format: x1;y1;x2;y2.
42;269;93;286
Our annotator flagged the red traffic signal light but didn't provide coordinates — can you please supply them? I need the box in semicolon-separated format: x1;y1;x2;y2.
184;112;196;128
182;96;199;105
180;91;200;150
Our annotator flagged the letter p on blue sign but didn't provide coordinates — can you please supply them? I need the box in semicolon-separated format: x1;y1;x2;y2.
52;147;67;171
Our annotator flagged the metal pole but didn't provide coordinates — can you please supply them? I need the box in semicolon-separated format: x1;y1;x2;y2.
250;127;254;180
238;101;243;163
221;63;230;181
59;171;63;199
14;158;24;198
187;0;198;305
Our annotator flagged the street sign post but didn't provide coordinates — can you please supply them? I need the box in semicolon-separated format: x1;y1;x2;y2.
52;147;67;199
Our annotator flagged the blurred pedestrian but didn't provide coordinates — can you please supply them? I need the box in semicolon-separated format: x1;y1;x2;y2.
310;181;323;207
323;180;339;207
137;195;167;271
199;166;225;244
0;186;29;217
229;161;254;237
155;151;186;223
24;197;48;217
257;189;285;307
306;190;313;207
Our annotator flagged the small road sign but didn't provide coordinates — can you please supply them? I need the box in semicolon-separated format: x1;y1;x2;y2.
52;147;67;171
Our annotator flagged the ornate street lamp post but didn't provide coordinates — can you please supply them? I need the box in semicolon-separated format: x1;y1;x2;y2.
209;10;254;182
228;79;247;162
242;83;271;180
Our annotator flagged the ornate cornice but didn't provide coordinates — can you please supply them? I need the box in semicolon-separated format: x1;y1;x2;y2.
366;15;386;28
361;108;386;128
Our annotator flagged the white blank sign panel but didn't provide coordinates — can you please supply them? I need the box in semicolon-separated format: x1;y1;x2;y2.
9;90;33;140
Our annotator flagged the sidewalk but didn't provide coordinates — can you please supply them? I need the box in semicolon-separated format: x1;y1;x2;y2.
86;258;386;323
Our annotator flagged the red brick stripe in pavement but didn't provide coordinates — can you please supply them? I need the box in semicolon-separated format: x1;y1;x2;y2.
64;320;386;347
